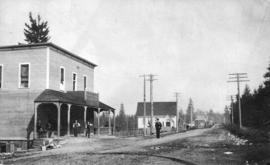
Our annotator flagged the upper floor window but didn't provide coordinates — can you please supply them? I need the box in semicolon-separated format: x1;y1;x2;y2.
60;67;65;90
83;75;87;90
72;73;77;91
20;64;30;88
0;65;2;89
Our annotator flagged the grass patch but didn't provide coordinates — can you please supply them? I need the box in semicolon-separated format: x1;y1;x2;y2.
223;124;270;143
244;145;270;163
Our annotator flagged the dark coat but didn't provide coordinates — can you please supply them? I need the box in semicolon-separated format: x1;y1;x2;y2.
155;121;162;131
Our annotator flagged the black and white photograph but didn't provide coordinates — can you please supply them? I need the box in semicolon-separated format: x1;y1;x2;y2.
0;0;270;164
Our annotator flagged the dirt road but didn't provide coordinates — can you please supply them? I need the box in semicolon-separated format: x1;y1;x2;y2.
3;126;270;165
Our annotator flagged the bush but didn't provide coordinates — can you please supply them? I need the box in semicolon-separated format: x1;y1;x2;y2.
223;124;269;143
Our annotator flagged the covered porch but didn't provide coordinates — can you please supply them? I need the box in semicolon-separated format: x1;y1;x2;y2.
33;89;115;139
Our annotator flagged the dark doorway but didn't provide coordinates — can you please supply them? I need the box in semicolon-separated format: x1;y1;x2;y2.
37;103;58;136
70;105;84;134
60;104;68;136
0;143;6;153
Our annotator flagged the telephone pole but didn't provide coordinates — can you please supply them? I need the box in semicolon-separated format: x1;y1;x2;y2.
139;74;147;136
226;95;236;124
227;73;249;128
147;74;157;135
174;92;180;132
230;95;236;124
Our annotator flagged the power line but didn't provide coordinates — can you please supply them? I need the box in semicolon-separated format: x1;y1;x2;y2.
227;73;249;128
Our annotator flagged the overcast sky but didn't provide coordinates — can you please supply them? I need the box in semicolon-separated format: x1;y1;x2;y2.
1;0;270;114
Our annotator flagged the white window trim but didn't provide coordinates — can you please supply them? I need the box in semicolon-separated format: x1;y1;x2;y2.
0;64;3;89
18;63;31;89
83;75;87;90
60;66;65;91
72;72;77;91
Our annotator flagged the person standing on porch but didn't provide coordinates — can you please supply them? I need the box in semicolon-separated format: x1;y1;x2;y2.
73;120;80;137
155;118;162;138
85;121;92;138
37;120;42;138
46;121;52;138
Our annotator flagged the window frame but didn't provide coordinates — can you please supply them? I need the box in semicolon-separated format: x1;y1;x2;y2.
18;63;30;89
72;72;77;91
166;121;171;127
60;66;65;90
83;75;87;90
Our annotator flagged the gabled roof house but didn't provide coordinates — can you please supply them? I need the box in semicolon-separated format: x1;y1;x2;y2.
136;102;177;129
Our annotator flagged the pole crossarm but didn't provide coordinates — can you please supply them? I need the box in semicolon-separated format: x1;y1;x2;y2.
227;80;250;83
228;76;248;79
229;73;247;75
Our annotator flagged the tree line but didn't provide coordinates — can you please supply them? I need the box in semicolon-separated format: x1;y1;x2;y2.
224;64;270;128
97;103;137;132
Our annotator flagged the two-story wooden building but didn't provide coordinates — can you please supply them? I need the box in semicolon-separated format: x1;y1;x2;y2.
0;43;114;152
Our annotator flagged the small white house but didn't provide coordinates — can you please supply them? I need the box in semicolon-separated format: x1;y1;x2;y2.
136;102;177;130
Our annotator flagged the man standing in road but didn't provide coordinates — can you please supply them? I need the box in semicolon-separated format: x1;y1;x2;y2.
155;118;162;138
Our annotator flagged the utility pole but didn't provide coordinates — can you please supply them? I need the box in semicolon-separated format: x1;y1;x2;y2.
139;74;147;136
147;74;157;135
227;73;249;129
230;95;235;124
174;92;180;132
226;95;236;124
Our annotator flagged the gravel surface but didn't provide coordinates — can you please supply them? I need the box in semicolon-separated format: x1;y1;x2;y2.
3;126;270;165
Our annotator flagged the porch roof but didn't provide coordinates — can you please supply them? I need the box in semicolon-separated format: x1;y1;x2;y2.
99;101;115;112
34;89;116;112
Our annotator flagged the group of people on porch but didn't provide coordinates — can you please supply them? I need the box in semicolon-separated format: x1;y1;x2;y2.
37;120;53;138
72;120;93;138
37;120;93;138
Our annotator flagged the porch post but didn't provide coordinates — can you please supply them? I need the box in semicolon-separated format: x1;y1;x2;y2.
56;103;61;137
33;103;39;139
84;106;87;135
97;108;100;136
67;104;71;136
113;111;115;135
108;110;111;135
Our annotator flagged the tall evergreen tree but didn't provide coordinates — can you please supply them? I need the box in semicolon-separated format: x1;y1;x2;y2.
178;109;185;128
185;98;194;124
115;103;127;131
241;85;257;127
24;12;50;43
263;64;270;88
261;64;270;124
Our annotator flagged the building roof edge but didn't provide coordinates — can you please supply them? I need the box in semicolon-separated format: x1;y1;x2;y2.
0;42;97;67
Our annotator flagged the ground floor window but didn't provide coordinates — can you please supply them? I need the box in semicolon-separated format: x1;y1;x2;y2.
0;143;6;153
